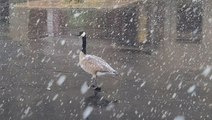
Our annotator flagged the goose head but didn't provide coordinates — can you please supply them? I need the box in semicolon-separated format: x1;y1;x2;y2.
78;31;86;37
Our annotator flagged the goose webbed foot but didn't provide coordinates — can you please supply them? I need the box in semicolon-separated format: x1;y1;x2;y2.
91;85;101;92
94;87;101;92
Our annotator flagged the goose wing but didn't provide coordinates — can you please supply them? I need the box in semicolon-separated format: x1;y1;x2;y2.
80;54;116;74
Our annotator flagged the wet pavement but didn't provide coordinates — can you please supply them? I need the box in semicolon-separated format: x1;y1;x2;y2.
0;1;212;120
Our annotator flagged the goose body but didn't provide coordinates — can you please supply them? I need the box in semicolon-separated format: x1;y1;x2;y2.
77;31;117;91
79;52;117;78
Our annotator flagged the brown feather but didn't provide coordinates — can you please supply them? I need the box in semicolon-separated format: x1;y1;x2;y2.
80;54;116;76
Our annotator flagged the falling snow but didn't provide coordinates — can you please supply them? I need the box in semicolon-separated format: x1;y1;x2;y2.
21;107;31;119
47;80;54;90
106;103;115;111
74;12;82;18
140;81;146;88
187;85;196;94
172;93;177;98
80;82;89;94
57;75;66;86
174;116;185;120
127;67;133;76
208;18;212;23
52;94;59;101
201;66;212;77
178;81;183;89
166;84;172;90
60;40;66;46
83;106;93;119
24;107;30;115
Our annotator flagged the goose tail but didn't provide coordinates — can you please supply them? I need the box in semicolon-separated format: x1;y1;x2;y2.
112;70;119;76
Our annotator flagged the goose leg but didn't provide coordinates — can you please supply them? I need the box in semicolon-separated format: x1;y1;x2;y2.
93;79;101;92
90;75;101;94
90;78;101;93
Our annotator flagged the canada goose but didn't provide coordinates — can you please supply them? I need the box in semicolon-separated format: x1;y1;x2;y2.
76;31;118;92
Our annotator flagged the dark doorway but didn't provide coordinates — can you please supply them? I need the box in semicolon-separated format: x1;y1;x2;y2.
28;9;48;39
0;0;9;34
176;0;203;42
0;0;9;23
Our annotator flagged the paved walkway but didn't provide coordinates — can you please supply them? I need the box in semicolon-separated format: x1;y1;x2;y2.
0;22;211;119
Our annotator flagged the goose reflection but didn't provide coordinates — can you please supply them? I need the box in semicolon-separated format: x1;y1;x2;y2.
84;94;118;108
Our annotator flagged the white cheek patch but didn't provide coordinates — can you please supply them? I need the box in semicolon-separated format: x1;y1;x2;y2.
96;71;110;76
81;32;86;37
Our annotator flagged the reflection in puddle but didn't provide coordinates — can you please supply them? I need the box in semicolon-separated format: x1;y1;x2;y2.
83;94;118;119
84;94;117;108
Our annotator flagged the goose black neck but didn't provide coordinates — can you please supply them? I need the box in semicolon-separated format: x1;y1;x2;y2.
81;36;86;54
